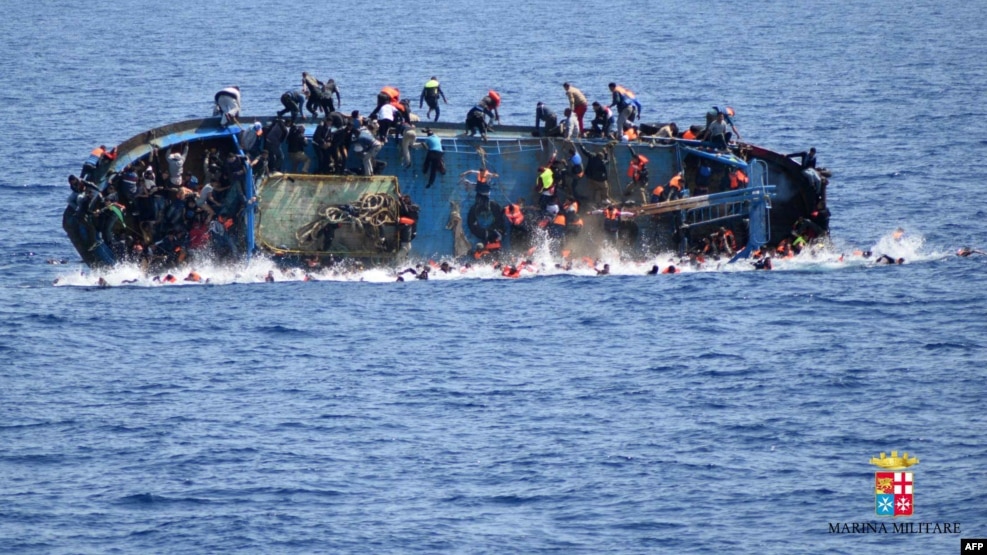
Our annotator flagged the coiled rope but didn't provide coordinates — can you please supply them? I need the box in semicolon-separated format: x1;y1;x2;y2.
296;192;399;249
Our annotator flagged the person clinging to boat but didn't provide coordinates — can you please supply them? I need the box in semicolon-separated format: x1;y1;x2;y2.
213;86;241;126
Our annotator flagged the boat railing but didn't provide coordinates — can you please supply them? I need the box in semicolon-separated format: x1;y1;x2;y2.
440;136;545;156
747;159;773;246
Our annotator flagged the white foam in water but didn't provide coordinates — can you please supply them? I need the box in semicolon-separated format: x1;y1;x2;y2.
53;227;951;287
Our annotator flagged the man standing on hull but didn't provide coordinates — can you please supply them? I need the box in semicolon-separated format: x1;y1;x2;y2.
419;76;448;122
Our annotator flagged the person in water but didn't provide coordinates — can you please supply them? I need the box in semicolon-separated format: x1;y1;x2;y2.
874;254;904;265
957;247;987;257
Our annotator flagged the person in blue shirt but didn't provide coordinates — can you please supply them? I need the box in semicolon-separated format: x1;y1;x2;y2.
421;129;445;187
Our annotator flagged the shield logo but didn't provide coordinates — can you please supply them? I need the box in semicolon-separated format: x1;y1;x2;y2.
875;471;913;517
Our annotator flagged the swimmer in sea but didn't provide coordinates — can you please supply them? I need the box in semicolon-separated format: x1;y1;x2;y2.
957;247;987;257
875;254;904;264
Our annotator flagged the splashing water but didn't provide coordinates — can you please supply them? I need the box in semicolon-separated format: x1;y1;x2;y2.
52;227;956;288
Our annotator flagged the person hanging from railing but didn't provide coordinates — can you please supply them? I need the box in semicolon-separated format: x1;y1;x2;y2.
651;171;684;203
460;167;499;206
623;147;649;205
563;198;583;238
714;227;737;256
577;142;613;209
728;166;749;190
533;160;557;213
589;199;635;244
421;128;445;187
398;194;420;255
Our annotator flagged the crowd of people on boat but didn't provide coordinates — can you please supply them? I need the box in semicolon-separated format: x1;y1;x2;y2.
206;75;756;180
64;141;252;270
67;73;834;273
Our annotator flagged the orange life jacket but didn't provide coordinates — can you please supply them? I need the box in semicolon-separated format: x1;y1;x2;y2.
683;129;697;140
729;170;749;190
381;86;400;101
624;127;639;140
504;204;524;225
564;201;583;227
651;185;665;197
627;158;646;178
552;213;566;226
613;85;635;99
473;241;502;259
669;174;683;191
720;229;736;250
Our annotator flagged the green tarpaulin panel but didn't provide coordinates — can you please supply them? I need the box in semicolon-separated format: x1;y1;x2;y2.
255;173;402;256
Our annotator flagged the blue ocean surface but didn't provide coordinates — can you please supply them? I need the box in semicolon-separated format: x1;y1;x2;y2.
1;1;986;553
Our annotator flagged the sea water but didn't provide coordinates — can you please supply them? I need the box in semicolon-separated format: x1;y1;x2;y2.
1;1;985;553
